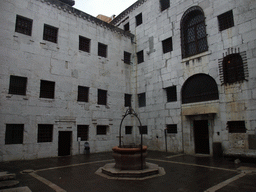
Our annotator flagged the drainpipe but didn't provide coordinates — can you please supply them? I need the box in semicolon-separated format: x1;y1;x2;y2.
164;128;167;152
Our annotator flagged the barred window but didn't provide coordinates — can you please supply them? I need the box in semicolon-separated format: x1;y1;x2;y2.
43;24;58;43
98;89;107;105
165;86;177;102
218;10;234;31
98;43;107;58
139;126;148;134
167;124;177;134
125;126;133;134
9;75;27;95
37;124;53;143
162;37;173;54
40;80;55;99
77;125;89;141
125;94;132;107
124;51;131;64
79;36;90;53
138;92;146;107
78;86;89;102
5;124;24;145
181;6;208;58
136;13;142;27
160;0;170;12
228;121;246;133
137;50;144;64
124;23;130;31
97;125;107;135
15;15;33;36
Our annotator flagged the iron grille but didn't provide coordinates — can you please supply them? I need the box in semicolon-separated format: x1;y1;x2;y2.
138;92;146;107
77;125;89;141
218;10;234;31
37;124;53;142
162;37;173;54
167;124;177;133
79;36;90;52
137;50;144;64
5;124;24;144
43;24;58;43
98;89;107;105
78;86;89;102
98;43;107;58
125;94;132;107
40;80;55;99
97;125;107;135
139;126;148;134
124;23;130;31
15;15;32;36
136;13;142;26
125;126;133;134
227;121;246;133
9;75;27;95
182;74;219;104
124;51;131;64
160;0;170;11
165;86;177;102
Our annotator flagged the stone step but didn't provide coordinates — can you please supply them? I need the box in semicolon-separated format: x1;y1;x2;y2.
0;180;19;189
0;173;16;182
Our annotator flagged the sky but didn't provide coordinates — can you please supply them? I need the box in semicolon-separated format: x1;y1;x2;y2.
73;0;138;17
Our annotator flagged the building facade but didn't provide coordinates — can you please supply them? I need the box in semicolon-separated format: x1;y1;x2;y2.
0;0;256;161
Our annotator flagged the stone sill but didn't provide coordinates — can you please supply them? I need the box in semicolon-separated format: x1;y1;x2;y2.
181;50;212;63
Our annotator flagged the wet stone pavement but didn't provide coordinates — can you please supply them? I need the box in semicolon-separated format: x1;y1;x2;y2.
0;151;256;192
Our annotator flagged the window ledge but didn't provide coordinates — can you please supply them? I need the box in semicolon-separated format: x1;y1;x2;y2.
181;51;211;63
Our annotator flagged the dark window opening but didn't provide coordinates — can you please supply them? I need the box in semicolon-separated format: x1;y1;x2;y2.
124;51;131;64
136;13;142;26
160;0;170;11
15;15;33;36
138;92;146;107
218;10;234;31
125;94;132;107
125;126;133;135
78;86;89;102
79;36;90;53
181;7;208;58
228;121;246;133
98;43;107;58
167;124;177;133
165;86;177;102
97;125;107;135
9;75;27;95
40;80;55;99
162;37;173;54
98;89;107;105
124;23;130;31
5;124;24;145
37;124;53;143
43;24;58;43
137;50;144;64
139;126;148;134
222;53;244;84
77;125;89;141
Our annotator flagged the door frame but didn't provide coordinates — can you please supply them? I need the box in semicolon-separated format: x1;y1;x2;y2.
58;131;72;156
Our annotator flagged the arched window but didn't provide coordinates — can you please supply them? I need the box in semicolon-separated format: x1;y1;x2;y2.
181;6;208;58
182;74;219;104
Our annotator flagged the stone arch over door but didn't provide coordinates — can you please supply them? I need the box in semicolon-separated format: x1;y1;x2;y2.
181;73;219;104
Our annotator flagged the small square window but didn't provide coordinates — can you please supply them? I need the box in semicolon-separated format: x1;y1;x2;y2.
78;86;89;102
228;121;246;133
137;50;144;64
166;124;177;133
218;10;234;31
162;37;173;54
125;94;132;107
77;125;89;141
136;13;142;26
138;92;146;107
5;124;24;145
124;22;130;31
97;125;107;135
165;86;177;102
160;0;170;12
124;51;131;64
125;126;133;135
37;124;53;143
98;89;107;105
15;15;33;36
43;24;58;43
40;80;55;99
139;126;148;134
79;36;90;53
9;75;27;95
98;43;107;58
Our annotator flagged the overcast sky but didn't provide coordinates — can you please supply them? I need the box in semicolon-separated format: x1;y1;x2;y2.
73;0;137;17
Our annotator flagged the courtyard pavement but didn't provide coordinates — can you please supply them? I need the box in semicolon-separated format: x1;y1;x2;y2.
0;151;256;192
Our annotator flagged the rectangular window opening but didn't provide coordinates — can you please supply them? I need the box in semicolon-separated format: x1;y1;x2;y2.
218;10;234;31
228;121;246;133
37;124;53;143
77;125;89;141
98;43;107;58
125;94;132;107
15;15;33;36
40;80;55;99
162;37;173;54
139;126;148;135
124;23;130;31
137;50;144;64
136;13;142;27
98;89;107;105
97;125;107;135
124;51;131;64
5;124;24;145
78;86;89;102
138;92;146;107
166;124;177;134
9;75;27;95
165;86;177;102
125;126;133;135
160;0;170;12
43;24;58;43
79;36;90;53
